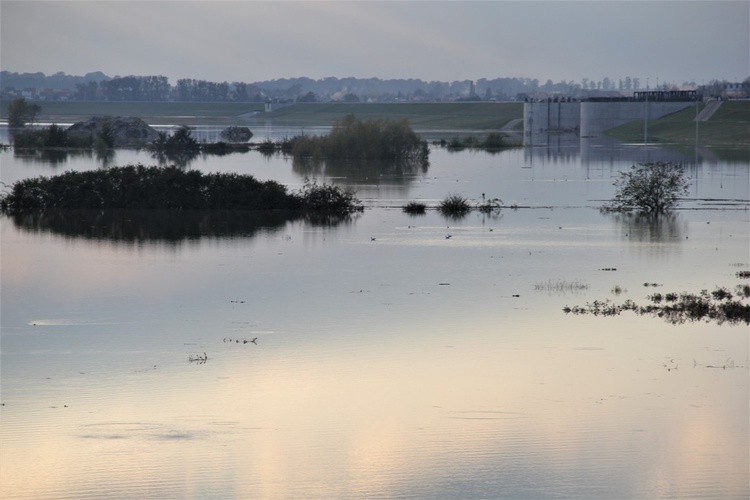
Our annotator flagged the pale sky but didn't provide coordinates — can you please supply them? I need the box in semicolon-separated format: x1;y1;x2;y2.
1;0;748;85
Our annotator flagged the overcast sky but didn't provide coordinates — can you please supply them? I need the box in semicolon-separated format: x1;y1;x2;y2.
1;1;748;85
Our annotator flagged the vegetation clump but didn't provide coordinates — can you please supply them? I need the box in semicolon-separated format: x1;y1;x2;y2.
151;126;200;153
295;179;363;214
6;97;41;128
220;126;253;143
605;162;690;214
12;124;95;149
403;201;427;214
563;286;750;325
0;164;362;216
288;114;429;162
440;133;508;151
438;193;472;216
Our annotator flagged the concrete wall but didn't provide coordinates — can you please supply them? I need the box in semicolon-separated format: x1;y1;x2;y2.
579;101;694;138
523;101;580;137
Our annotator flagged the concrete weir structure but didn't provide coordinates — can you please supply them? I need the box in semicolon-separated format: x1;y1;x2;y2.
524;90;698;145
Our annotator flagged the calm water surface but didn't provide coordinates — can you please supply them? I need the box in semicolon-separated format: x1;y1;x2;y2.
1;131;749;499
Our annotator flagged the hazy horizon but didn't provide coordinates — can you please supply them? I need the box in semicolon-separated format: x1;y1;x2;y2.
1;1;748;86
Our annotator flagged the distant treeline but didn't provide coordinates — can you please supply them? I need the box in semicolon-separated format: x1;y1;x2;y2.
4;70;730;104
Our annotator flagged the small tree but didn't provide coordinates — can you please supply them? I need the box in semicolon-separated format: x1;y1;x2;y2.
7;98;41;128
607;162;690;214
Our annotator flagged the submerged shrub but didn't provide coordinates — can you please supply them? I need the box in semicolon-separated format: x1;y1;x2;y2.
606;162;690;214
289;114;429;162
151;126;199;153
438;193;471;216
294;180;363;214
403;201;427;215
12;124;94;149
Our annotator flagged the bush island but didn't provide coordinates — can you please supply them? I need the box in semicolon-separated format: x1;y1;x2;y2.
0;164;363;216
12;124;94;149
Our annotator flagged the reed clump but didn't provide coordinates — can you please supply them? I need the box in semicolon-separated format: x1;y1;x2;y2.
403;201;427;214
438;193;472;216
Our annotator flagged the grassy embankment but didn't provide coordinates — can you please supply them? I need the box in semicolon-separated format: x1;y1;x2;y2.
0;100;524;133
260;102;523;131
605;100;750;149
0;101;265;126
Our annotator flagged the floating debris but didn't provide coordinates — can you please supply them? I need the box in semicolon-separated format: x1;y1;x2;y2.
188;352;208;363
223;337;258;345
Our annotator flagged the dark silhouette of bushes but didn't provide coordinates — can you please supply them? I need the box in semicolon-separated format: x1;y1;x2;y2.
403;201;427;214
151;126;200;153
0;165;363;216
438;193;472;216
439;133;509;151
295;180;363;214
12;124;94;149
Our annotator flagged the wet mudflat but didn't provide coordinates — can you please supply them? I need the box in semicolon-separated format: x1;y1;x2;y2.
1;138;748;499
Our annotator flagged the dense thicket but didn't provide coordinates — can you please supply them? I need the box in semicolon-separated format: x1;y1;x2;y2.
1;165;364;216
289;114;428;162
12;124;94;149
0;165;281;213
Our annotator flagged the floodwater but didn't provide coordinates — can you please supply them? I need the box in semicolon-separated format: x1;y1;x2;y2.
1;128;749;499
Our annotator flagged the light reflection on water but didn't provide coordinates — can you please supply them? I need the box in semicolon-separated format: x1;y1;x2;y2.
1;137;749;499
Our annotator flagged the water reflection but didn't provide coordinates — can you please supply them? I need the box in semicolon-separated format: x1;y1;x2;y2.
607;211;685;242
524;132;749;166
292;157;430;185
12;147;98;166
7;210;297;244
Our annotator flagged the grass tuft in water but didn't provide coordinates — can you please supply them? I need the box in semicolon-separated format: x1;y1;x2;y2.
403;201;427;215
438;193;472;216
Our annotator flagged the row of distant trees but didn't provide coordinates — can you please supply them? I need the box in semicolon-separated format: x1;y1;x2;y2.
3;71;748;103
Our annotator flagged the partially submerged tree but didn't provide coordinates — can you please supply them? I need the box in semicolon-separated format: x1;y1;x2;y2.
607;162;690;214
7;98;41;128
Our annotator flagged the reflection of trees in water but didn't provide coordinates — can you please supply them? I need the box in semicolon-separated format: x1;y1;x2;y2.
151;149;200;168
11;146;248;169
9;209;355;245
292;157;429;186
14;147;96;166
608;211;685;243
